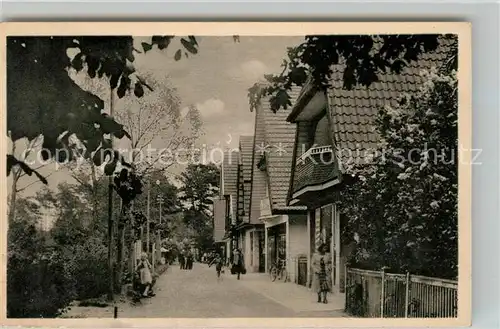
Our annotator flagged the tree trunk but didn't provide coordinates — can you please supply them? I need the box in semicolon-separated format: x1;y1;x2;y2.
8;141;19;223
90;162;99;225
128;201;136;279
115;200;128;294
9;175;19;223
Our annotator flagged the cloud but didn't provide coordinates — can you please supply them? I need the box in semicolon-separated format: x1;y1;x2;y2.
231;121;254;136
228;60;268;83
188;98;225;118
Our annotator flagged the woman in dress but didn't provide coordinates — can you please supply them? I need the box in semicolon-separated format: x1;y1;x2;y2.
311;244;332;304
231;248;245;280
137;252;154;297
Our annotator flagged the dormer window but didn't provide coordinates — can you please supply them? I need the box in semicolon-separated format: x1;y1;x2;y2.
312;113;330;146
298;109;334;163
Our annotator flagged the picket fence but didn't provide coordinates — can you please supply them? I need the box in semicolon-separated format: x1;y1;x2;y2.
345;267;458;318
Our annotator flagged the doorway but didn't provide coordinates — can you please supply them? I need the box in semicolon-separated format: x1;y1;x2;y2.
258;231;265;272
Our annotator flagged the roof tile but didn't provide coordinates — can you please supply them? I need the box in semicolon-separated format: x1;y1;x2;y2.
260;86;302;209
327;37;455;167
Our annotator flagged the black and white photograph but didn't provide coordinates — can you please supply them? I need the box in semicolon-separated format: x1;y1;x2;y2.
2;22;471;324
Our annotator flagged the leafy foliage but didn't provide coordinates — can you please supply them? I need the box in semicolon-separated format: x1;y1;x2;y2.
7;178;115;317
177;164;220;251
113;169;143;203
340;68;458;279
6;35;201;182
179;164;220;214
248;34;457;112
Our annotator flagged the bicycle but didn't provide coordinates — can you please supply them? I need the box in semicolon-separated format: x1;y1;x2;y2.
269;259;288;282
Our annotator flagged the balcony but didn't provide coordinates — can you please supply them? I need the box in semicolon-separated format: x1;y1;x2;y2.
260;198;272;218
291;145;341;206
298;145;333;163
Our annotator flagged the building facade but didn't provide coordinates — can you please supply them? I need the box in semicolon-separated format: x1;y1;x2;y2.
250;87;309;284
285;38;454;293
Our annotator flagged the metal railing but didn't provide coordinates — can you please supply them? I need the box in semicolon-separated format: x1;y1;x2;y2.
298;145;333;163
345;267;458;318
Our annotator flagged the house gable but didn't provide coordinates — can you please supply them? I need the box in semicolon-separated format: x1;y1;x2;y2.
238;135;253;222
249;97;268;224
222;150;239;222
286;36;456;207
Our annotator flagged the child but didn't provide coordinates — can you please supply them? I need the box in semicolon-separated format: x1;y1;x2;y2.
209;253;224;280
137;252;155;297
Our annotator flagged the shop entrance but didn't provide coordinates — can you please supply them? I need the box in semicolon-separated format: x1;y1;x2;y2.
266;223;286;272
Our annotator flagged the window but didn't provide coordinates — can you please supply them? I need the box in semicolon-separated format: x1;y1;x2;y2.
307;109;331;148
313;114;331;146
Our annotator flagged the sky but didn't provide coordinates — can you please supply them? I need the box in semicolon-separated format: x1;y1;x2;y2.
8;36;304;200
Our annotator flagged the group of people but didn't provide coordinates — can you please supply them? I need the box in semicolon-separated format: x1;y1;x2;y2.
208;244;332;304
178;250;194;270
136;244;332;304
208;248;245;280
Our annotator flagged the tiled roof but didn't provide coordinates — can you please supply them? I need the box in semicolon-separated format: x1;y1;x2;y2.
239;135;254;219
261;86;303;209
328;37;455;168
287;37;455;201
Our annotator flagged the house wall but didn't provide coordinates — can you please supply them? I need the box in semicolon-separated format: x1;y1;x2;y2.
288;214;308;285
249;106;267;224
213;199;226;242
225;240;231;265
243;229;261;273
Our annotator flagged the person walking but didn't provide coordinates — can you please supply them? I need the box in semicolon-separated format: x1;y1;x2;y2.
231;248;245;280
179;252;185;270
209;253;224;281
186;251;194;270
311;244;332;304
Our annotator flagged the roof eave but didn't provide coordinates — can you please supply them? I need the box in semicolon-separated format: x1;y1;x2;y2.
286;78;316;123
271;206;308;215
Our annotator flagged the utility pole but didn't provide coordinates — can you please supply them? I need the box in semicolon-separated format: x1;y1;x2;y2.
147;179;151;255
156;192;163;266
107;87;115;301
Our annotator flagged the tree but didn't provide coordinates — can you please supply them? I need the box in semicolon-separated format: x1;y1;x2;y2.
340;67;458;279
125;169;181;278
6;36;201;182
248;34;457;113
179;164;219;214
7;136;56;222
114;73;202;174
178;164;219;251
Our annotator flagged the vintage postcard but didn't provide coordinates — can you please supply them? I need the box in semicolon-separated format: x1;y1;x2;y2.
0;22;471;327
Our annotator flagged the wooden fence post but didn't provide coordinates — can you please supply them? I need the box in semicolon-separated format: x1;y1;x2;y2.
380;267;386;318
405;272;410;318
